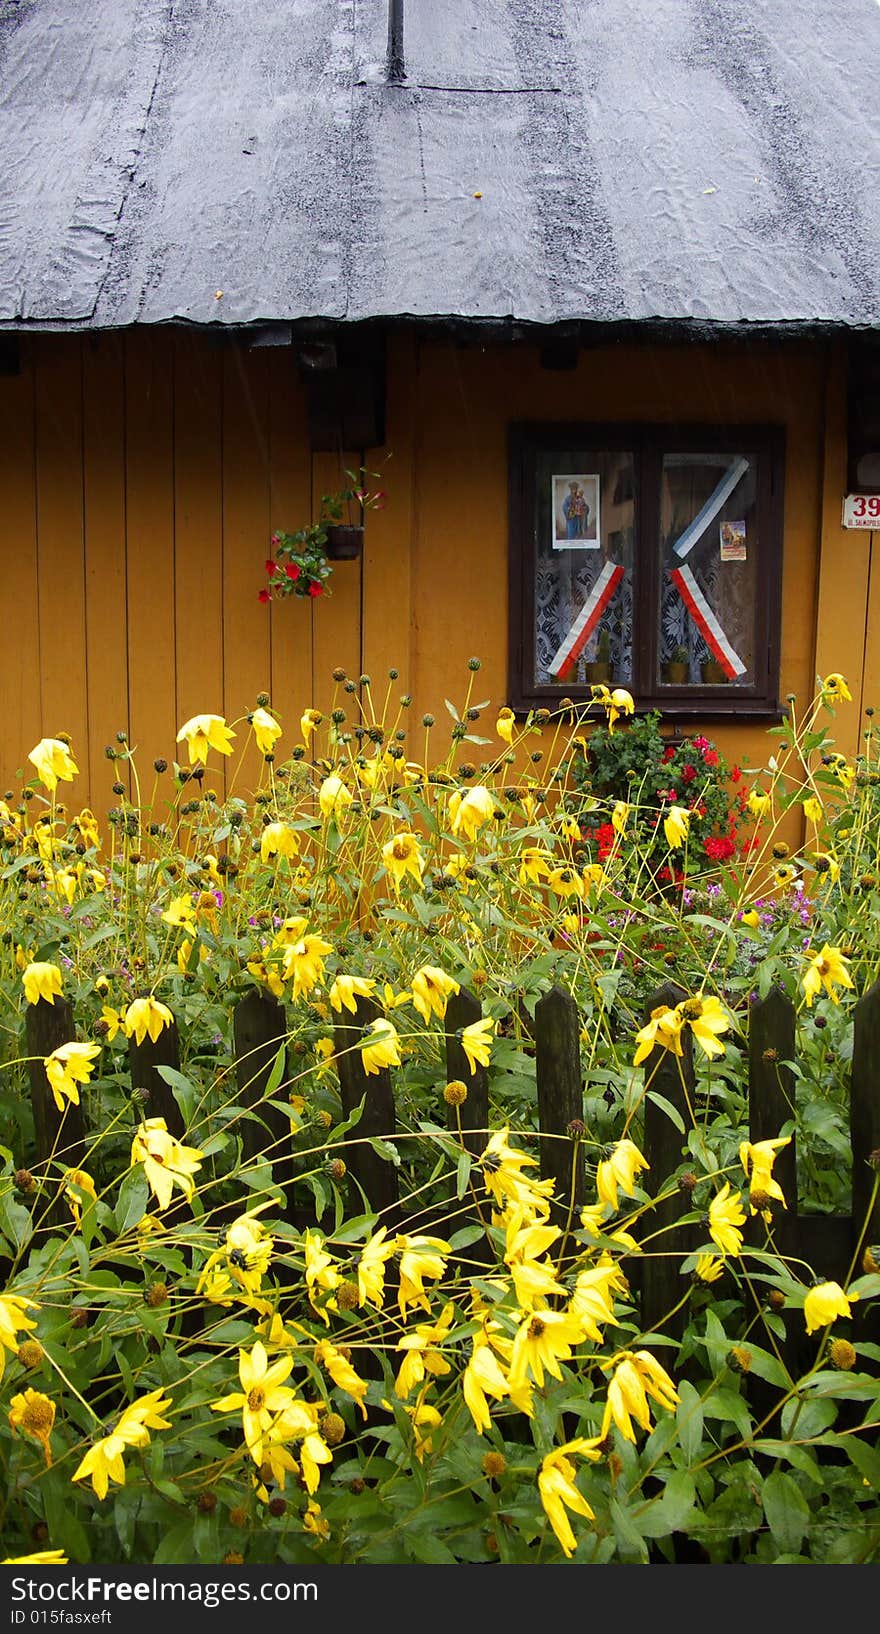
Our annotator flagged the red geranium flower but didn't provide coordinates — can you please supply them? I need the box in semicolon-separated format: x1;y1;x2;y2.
704;835;736;861
285;563;300;581
681;763;697;782
702;749;720;767
257;588;271;604
308;581;323;598
265;559;277;576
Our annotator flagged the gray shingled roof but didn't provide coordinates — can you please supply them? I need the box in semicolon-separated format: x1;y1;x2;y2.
2;0;879;331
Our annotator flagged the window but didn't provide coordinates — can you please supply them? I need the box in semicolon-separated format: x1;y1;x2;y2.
508;423;785;717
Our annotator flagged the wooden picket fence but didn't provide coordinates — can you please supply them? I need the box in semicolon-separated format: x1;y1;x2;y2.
21;978;880;1351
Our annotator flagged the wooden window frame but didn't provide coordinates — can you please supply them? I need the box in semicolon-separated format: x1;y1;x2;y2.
508;421;786;721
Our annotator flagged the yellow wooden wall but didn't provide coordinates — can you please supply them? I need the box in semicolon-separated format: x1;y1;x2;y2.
0;327;876;818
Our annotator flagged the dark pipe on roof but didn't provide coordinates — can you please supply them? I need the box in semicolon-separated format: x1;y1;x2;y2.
386;0;405;84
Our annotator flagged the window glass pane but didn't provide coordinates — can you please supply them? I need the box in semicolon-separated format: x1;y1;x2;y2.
533;450;635;689
658;453;758;688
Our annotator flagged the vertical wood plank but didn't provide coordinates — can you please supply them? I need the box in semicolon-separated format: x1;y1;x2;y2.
233;989;295;1217
444;988;489;1157
851;979;880;1270
34;336;89;784
125;330;177;776
25;996;85;1233
128;1014;184;1139
362;330;415;698
747;988;798;1261
311;449;362;705
813;340;868;760
174;334;223;747
333;993;399;1223
639;981;695;1337
268;347;313;731
0;343;41;788
83;333;129;811
534;985;586;1237
222;342;272;798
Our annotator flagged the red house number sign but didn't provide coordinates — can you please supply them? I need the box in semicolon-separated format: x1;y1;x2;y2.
843;494;880;528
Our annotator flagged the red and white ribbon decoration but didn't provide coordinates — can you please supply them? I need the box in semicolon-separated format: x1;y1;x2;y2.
670;565;746;680
549;561;625;680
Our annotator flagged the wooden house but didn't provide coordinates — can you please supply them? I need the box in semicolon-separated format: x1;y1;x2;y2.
1;0;879;810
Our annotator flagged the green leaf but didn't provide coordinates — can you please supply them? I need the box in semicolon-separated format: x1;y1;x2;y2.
156;1063;197;1125
762;1470;810;1554
740;1342;790;1389
368;1136;401;1167
676;1380;705;1465
636;1471;696;1538
645;1089;685;1135
456;1151;472;1199
780;1395;837;1440
609;1498;649;1561
114;1168;149;1233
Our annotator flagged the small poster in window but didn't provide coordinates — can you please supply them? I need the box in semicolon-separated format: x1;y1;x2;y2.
719;520;747;561
552;474;600;549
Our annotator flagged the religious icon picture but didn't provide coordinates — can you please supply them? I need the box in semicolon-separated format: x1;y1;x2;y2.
551;473;600;549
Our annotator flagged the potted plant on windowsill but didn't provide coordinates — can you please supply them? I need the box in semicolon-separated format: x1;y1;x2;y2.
584;625;613;686
700;656;729;685
259;464;388;602
663;644;690;685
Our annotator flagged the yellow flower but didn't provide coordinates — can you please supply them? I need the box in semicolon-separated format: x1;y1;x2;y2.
72;1392;171;1501
123;996;174;1046
130;1117;203;1212
176;713;235;766
508;1308;584;1391
678;993;730;1058
357;1226;395;1308
741;909;761;928
410;965;460;1024
63;1168;98;1228
449;784;495;842
460;1015;495;1075
198;1204;275;1300
318;774;352;820
747;789;771;819
820;673;852;705
801;945;854;1007
1;1551;68;1564
281;930;334;1000
568;1263;619;1342
827;752;855;790
9;1388;55;1466
739;1136;790;1214
22;962;63;1007
161;892;196;934
538;1438;602;1557
303;1500;330;1541
708;1182;746;1257
210;1341;296;1465
395;1234;450;1318
251;706;282;755
0;1295;38;1384
27;737;79;792
596;1139;649;1212
478;1127;554;1216
546;864;585;900
314;1339;369;1420
394;1303;455;1398
518;846;551;886
802;795;823;825
260;822;300;863
43;1041;101;1114
604;688;635;733
361;1018;401;1075
304;1230;341;1324
663;805;690;849
329;974;376;1014
73;808;101;850
300;708;322;745
601;1350;679;1443
693;1253;725;1284
496;706;516;744
611;800;629;835
810;852;840;883
633;1003;683;1066
382;831;425;892
803;1280;854;1334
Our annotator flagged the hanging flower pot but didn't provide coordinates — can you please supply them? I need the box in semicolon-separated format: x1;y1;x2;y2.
324;525;364;560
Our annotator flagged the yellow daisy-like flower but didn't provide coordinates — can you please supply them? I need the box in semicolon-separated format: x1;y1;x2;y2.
601;1350;679;1443
357;1226;395;1308
175;713;235;766
495;706;516;745
314;1339;369;1420
318;774;353;821
633;1003;683;1066
303;1230;341;1324
538;1437;602;1557
410;965;460;1024
678;993;730;1058
43;1041;101;1113
251;706;282;755
739;1136;790;1214
300;708;323;745
595;1139;650;1213
448;784;495;842
1;1550;68;1564
22;961;64;1007
478;1127;554;1216
820;673;851;705
707;1182;746;1258
360;1018;402;1075
0;1295;38;1384
801;945;854;1007
518;846;552;886
73;808;101;850
260;822;300;863
281;930;334;1001
328;974;376;1015
63;1168;98;1228
693;1252;725;1285
130;1117;203;1212
802;795;823;825
546;864;585;900
395;1234;451;1319
508;1307;584;1391
611;800;629;835
27;737;79;792
663;805;690;850
123;995;174;1046
9;1388;55;1466
747;789;771;819
210;1341;296;1466
382;831;425;892
161;892;197;934
604;688;635;733
803;1280;855;1335
460;1015;495;1075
